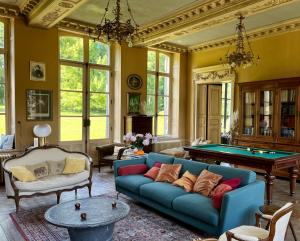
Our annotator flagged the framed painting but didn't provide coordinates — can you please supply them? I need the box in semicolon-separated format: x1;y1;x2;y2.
127;74;143;90
127;92;141;114
30;61;46;81
26;89;52;120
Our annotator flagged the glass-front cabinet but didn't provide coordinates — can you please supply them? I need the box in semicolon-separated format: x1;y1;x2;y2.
238;79;300;144
242;91;256;136
259;90;273;137
279;88;297;140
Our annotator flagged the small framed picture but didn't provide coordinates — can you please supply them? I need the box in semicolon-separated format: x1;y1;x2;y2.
26;89;52;120
30;61;46;81
127;92;141;114
127;74;143;90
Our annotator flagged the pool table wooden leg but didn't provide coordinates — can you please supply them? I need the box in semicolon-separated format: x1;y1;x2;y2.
289;167;298;196
265;170;275;205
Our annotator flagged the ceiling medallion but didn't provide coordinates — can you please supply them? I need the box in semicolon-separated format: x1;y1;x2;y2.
221;14;260;70
94;0;139;47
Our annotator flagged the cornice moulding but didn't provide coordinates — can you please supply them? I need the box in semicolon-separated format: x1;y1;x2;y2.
59;18;96;34
135;0;294;46
0;3;19;17
188;17;300;52
152;43;187;53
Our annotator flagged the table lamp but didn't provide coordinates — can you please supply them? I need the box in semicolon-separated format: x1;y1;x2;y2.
33;124;52;146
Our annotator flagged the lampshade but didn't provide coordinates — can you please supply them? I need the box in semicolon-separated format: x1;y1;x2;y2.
33;124;52;138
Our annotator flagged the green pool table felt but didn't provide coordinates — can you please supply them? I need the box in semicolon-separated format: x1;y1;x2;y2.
191;144;298;159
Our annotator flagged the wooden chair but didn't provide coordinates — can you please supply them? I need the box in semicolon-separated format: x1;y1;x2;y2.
198;202;294;241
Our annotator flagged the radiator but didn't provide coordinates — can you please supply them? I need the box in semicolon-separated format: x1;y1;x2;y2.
0;153;14;184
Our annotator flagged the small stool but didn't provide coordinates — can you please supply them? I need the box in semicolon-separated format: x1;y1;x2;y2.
259;204;297;241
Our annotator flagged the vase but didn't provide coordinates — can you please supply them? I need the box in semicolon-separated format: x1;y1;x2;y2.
134;147;144;155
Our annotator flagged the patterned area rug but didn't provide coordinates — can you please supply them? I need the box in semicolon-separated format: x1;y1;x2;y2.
9;193;205;241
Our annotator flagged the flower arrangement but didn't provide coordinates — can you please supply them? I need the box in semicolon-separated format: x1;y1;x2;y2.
123;133;157;154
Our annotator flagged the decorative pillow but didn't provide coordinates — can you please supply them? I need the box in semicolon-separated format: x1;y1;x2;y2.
193;169;223;196
63;157;86;174
211;184;233;209
10;166;37;182
47;160;65;175
2;135;14;150
155;164;182;183
222;178;241;189
144;167;160;180
173;171;197;192
153;162;162;168
118;164;148;176
113;146;124;156
26;162;49;179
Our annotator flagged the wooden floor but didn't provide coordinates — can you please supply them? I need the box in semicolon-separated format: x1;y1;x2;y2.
0;168;299;241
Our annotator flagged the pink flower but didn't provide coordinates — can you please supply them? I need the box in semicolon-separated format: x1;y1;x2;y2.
152;136;158;143
145;133;152;139
130;136;136;142
142;139;150;146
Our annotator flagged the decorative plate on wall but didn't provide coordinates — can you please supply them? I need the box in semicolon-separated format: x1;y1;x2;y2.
127;74;143;90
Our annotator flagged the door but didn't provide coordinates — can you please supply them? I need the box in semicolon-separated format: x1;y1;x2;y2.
207;85;222;143
195;84;207;140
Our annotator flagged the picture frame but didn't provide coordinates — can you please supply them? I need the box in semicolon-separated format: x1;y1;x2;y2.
127;92;141;114
30;61;46;81
26;89;52;120
127;74;143;90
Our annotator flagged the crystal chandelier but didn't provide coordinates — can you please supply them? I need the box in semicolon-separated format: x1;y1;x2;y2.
95;0;139;47
222;15;259;69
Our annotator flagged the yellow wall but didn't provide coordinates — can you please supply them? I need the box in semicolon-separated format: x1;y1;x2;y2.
186;30;300;142
14;18;59;149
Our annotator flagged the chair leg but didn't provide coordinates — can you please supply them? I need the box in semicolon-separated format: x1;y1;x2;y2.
116;192;120;200
289;221;298;241
15;197;20;212
56;191;61;204
88;184;92;197
75;189;78;199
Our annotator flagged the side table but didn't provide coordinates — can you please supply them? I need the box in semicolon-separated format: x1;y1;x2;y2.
259;204;297;241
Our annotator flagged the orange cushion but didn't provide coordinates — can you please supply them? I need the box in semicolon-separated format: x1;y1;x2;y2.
144;167;160;180
173;171;197;192
155;164;182;183
193;169;222;196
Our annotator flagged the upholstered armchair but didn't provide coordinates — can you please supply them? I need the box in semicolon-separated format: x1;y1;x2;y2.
198;202;294;241
96;143;128;172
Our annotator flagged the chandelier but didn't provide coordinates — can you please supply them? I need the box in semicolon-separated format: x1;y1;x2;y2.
95;0;139;47
222;15;259;69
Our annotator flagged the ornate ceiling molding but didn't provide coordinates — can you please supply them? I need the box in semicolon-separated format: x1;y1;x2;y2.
188;17;300;52
134;0;294;47
59;18;96;35
20;0;88;28
0;3;19;17
152;43;187;53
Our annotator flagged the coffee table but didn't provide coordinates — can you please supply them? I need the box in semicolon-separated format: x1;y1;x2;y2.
44;197;130;241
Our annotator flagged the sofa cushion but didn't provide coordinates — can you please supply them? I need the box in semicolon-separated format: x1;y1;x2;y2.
140;182;187;208
118;164;148;176
115;175;153;194
172;193;220;227
14;170;89;192
146;152;174;168
208;165;256;186
155;164;182;183
174;158;208;176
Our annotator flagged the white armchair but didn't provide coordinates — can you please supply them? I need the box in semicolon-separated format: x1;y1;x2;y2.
199;202;295;241
2;145;93;211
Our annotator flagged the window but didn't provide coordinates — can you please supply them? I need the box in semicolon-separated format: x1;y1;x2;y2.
221;83;232;133
146;50;170;136
0;20;8;134
59;34;110;142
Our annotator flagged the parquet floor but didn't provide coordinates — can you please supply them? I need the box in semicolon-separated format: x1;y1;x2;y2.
0;168;299;241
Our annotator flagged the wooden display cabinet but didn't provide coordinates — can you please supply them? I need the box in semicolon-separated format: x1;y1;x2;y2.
237;77;300;179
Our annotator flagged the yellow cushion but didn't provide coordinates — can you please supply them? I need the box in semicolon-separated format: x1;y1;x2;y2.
10;166;37;182
173;171;197;192
63;157;86;174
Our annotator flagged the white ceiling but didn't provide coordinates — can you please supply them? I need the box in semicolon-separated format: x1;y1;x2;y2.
69;0;199;26
169;1;300;47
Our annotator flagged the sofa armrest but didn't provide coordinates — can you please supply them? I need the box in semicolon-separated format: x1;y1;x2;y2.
113;157;146;177
218;180;265;235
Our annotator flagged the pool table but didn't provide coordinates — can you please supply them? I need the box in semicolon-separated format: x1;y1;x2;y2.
184;144;300;204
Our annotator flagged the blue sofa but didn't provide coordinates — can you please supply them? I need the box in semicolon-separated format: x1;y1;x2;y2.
114;153;265;236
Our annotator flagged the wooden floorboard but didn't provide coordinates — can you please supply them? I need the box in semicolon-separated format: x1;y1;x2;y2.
0;168;299;241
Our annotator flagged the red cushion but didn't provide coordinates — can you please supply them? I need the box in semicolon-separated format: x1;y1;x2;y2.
211;184;233;209
144;167;160;180
153;162;162;168
222;178;241;189
118;164;148;176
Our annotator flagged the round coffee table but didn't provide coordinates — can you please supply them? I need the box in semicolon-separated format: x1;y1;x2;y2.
44;197;130;241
